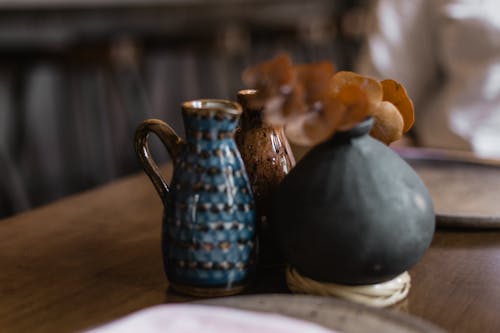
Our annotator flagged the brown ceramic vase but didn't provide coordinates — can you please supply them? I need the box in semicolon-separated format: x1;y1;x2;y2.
236;89;296;269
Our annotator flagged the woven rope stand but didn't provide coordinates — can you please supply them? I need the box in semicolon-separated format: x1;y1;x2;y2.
286;266;411;308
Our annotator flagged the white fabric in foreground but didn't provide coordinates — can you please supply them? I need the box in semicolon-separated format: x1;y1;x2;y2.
85;304;338;333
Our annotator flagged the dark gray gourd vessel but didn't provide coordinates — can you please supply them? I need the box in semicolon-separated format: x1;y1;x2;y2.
271;117;435;285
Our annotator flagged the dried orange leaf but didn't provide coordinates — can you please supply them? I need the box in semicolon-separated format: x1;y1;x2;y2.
381;79;414;133
330;71;383;103
321;96;348;131
286;101;346;146
261;82;308;126
295;61;335;104
370;101;404;144
282;81;307;118
335;85;371;131
261;95;286;125
242;54;295;99
285;112;324;146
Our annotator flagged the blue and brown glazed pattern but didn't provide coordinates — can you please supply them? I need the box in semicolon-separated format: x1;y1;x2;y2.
163;105;255;289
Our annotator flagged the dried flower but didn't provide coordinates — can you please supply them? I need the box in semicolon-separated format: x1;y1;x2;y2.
242;54;306;123
380;79;414;133
241;54;414;147
370;101;405;144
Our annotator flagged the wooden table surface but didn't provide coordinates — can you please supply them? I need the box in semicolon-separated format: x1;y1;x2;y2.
1;164;500;333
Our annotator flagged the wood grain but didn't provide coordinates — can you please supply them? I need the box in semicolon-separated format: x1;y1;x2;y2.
407;230;500;333
0;165;187;333
1;164;500;332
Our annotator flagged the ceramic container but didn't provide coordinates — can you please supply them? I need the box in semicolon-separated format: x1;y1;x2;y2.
135;99;255;297
270;117;435;285
236;89;295;268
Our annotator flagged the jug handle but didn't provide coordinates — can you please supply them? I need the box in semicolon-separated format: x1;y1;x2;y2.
134;119;185;201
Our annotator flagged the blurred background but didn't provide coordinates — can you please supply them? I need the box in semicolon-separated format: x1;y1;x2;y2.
0;0;369;218
3;0;500;218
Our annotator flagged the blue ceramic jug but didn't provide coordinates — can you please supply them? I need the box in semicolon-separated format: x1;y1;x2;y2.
135;100;255;296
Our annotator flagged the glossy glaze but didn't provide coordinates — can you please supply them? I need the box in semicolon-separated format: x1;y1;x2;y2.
236;89;295;267
135;100;255;296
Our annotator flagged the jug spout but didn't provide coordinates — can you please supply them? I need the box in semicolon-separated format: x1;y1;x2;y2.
181;99;241;144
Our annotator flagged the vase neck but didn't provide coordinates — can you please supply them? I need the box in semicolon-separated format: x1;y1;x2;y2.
181;101;240;144
183;113;238;144
330;117;374;141
237;89;283;131
239;108;280;131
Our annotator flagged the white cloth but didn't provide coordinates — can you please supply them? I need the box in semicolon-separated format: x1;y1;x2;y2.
85;304;338;333
358;0;500;157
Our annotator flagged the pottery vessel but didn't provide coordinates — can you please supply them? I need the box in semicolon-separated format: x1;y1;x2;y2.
135;99;255;296
236;89;295;267
271;117;435;285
